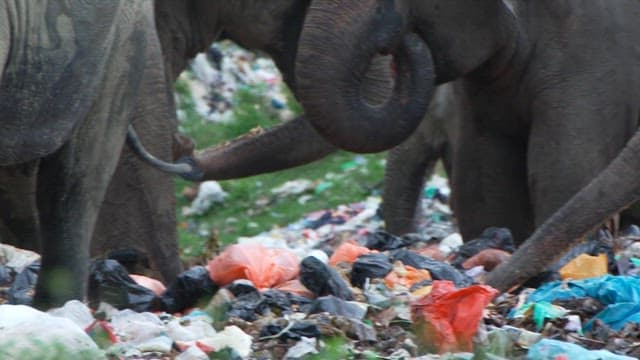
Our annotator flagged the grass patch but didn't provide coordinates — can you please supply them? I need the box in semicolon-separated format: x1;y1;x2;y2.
174;73;386;260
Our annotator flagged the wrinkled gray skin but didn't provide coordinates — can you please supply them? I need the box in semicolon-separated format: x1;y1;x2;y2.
294;0;640;291
0;1;161;307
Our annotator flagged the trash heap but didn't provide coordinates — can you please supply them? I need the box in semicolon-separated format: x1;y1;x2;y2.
2;176;640;359
176;40;295;124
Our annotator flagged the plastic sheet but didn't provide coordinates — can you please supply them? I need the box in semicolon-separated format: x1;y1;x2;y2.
527;338;635;360
523;275;640;331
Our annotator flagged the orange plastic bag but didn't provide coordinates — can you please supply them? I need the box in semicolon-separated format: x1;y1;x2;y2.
208;244;299;288
130;274;166;296
559;253;608;280
462;249;512;271
275;279;316;298
411;280;499;353
329;241;372;266
384;263;432;289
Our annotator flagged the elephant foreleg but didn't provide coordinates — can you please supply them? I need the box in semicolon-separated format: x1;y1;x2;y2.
449;122;532;243
383;115;446;235
0;162;40;250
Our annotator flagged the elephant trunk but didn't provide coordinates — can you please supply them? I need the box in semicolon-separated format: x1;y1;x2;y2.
190;115;337;181
486;128;640;292
295;0;436;153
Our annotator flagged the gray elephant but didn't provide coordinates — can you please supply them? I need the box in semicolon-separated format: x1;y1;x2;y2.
0;0;316;308
292;0;640;291
0;0;167;307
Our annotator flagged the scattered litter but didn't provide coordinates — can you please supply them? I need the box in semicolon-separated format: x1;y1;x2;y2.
271;179;315;197
183;181;228;216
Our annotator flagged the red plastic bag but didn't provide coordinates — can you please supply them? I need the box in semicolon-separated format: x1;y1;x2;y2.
329;241;373;266
411;281;499;353
207;244;299;288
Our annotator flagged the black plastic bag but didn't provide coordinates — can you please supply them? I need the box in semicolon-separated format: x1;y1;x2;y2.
160;266;219;313
365;231;415;251
449;227;515;268
350;253;393;288
8;261;39;305
300;256;353;300
391;250;473;287
88;259;158;312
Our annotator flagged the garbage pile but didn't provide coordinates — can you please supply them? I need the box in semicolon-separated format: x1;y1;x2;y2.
2;177;640;359
176;40;295;124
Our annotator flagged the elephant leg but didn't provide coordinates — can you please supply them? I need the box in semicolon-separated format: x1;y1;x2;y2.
383;115;446;235
0;163;41;250
93;49;184;283
95;145;183;283
34;114;129;308
450;125;532;243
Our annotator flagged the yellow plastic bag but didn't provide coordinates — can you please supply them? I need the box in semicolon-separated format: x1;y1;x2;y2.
559;253;608;280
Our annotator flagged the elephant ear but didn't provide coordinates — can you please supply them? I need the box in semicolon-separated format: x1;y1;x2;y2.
0;1;146;165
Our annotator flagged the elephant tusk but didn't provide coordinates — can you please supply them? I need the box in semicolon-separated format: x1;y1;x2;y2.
126;125;204;181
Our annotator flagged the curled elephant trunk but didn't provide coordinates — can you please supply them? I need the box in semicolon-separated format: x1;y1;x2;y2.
295;0;436;153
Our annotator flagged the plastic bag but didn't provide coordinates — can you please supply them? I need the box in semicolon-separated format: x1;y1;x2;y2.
328;241;373;266
300;256;353;300
411;281;499;353
384;263;432;290
461;249;512;271
558;253;608;280
8;261;39;305
308;295;367;320
274;279;315;298
130;274;166;296
391;249;473;287
351;253;393;288
88;259;159;312
365;231;415;251
160;266;219;314
523;275;640;331
448;227;515;268
527;339;635;360
208;244;299;289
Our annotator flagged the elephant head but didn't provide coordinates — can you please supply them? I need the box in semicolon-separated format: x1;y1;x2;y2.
295;0;518;152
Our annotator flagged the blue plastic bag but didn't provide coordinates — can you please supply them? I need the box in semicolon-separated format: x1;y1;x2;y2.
527;339;635;360
520;275;640;331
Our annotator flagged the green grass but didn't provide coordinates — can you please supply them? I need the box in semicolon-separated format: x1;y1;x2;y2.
174;74;387;261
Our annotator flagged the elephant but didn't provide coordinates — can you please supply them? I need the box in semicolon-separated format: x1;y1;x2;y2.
0;0;171;307
0;0;318;308
292;0;640;291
